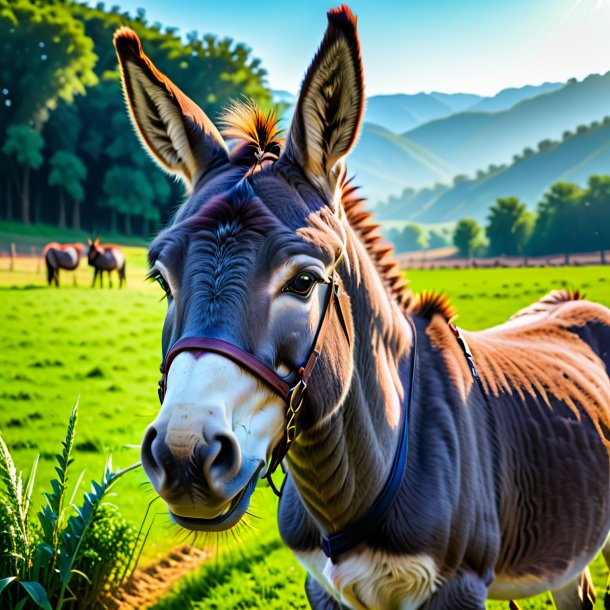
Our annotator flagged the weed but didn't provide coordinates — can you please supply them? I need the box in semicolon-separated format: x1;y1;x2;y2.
0;403;142;609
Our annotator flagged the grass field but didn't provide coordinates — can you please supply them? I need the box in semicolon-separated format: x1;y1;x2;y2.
1;250;609;608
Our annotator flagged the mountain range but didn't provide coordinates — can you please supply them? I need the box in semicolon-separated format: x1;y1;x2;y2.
272;71;610;221
375;116;610;224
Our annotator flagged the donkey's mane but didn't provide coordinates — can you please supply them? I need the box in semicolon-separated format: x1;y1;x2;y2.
340;177;414;311
220;100;284;168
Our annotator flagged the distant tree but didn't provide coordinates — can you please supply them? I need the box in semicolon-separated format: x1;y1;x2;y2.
537;139;554;153
48;151;88;229
0;0;97;128
486;197;531;256
529;182;583;256
2;124;44;224
583;175;610;255
453;219;480;258
102;167;154;234
452;174;469;186
388;224;427;253
427;229;450;250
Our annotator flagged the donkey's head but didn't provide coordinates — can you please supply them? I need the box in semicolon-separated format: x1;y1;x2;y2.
87;237;101;265
115;6;364;531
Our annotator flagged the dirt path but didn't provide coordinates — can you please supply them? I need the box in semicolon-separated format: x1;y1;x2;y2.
108;546;212;610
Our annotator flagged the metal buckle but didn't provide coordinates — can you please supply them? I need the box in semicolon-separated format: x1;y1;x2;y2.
286;379;306;444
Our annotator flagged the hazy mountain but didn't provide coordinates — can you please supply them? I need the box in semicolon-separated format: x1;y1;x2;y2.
468;82;563;113
363;93;481;133
271;89;296;105
404;72;610;176
375;117;610;224
345;123;455;203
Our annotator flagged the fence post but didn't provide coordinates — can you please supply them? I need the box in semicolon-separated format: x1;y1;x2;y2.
32;245;41;274
9;243;16;272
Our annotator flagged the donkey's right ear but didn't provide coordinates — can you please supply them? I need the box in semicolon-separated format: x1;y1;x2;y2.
114;28;229;190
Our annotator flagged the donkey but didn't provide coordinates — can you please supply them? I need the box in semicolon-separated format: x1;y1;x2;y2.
114;7;610;609
87;238;126;288
42;242;84;287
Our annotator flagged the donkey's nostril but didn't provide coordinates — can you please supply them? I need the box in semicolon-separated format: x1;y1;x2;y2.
141;426;162;482
205;432;242;483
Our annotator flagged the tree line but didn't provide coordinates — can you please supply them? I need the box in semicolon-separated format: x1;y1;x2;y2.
0;0;273;236
386;175;610;260
452;176;610;259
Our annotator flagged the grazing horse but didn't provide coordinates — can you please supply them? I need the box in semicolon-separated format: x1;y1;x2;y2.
114;7;610;610
42;242;84;286
87;238;126;288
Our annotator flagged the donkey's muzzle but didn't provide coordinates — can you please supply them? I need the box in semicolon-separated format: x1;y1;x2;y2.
141;420;254;523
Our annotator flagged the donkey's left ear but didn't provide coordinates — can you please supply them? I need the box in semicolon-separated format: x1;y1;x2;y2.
284;6;364;197
114;27;229;191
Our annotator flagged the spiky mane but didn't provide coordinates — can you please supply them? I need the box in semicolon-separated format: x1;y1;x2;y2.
219;100;284;168
511;289;585;319
341;177;414;311
411;290;457;322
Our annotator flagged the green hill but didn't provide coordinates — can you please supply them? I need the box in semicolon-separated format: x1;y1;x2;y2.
375;117;610;223
404;72;610;175
346;123;455;203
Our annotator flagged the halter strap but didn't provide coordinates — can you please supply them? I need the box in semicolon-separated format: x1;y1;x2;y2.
162;338;291;400
318;314;417;563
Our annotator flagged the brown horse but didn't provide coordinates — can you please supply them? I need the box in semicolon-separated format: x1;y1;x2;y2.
115;7;610;610
87;238;126;288
42;242;84;287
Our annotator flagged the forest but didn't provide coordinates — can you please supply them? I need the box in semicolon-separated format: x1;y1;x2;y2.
0;0;273;237
387;175;610;259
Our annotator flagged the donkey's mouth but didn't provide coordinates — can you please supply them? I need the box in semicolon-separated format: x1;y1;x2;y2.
169;466;261;532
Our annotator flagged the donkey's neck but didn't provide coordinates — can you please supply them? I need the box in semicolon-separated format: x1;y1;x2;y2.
286;227;413;534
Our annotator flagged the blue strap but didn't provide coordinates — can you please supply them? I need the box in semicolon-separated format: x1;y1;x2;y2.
319;316;417;563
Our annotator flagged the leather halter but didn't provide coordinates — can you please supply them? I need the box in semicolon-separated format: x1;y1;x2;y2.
157;271;351;490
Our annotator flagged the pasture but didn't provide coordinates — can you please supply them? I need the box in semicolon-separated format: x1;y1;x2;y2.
1;250;609;608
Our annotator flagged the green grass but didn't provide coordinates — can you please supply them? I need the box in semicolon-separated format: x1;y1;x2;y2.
1;254;609;608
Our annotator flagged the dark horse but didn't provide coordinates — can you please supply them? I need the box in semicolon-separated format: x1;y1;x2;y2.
42;242;84;286
87;238;126;288
115;7;610;609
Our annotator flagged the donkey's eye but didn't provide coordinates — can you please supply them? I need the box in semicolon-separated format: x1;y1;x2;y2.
148;271;171;297
283;273;320;298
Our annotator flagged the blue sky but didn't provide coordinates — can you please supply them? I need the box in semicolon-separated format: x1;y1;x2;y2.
104;0;610;96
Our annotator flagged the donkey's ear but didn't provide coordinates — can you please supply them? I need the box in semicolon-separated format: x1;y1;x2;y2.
113;28;229;190
284;6;364;196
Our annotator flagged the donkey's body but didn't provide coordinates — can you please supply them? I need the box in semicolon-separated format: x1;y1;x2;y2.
280;298;610;609
114;6;610;608
87;239;126;288
43;242;83;286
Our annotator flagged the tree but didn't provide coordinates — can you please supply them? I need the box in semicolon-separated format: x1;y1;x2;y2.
2;124;44;224
453;219;480;258
102;167;154;234
529;183;583;256
486;197;531;256
0;0;98;129
583;175;610;257
48;151;88;229
388;224;427;253
428;229;450;250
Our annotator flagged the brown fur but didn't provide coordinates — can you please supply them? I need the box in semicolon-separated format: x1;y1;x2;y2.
472;299;610;446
